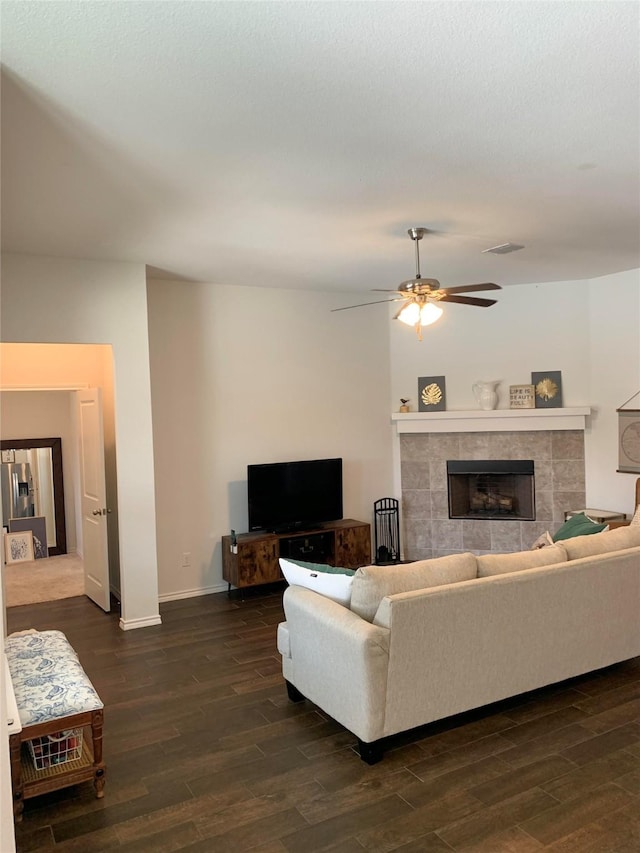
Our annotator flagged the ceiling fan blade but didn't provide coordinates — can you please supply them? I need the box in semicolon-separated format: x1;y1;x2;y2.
439;294;498;307
331;298;403;312
439;283;501;295
371;288;404;293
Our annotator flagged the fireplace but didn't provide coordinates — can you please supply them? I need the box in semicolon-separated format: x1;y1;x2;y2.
398;422;586;559
447;460;535;521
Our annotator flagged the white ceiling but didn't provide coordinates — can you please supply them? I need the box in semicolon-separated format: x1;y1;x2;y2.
1;1;639;294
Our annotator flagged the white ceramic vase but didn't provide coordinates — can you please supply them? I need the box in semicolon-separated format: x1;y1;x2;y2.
473;380;500;411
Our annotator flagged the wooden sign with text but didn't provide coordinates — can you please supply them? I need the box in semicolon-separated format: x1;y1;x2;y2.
510;384;535;409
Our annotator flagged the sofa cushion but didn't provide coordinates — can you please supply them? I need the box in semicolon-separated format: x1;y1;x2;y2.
552;512;607;541
477;543;568;578
279;558;355;606
630;504;640;527
560;525;640;560
350;553;478;623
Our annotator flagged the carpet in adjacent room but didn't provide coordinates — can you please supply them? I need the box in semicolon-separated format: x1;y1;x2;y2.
4;553;84;606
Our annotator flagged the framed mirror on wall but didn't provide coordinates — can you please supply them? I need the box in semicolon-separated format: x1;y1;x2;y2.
0;437;67;556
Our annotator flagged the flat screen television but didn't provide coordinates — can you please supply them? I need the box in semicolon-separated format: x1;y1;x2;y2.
247;457;343;533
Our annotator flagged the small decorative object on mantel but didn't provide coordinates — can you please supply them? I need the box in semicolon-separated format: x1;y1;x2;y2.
418;376;446;412
509;384;535;409
399;399;411;413
472;380;500;411
617;390;640;474
531;371;563;408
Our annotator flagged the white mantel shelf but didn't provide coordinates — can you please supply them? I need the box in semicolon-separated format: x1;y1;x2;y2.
392;407;591;433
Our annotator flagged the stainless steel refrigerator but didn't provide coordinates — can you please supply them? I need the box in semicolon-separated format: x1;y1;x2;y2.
1;462;35;523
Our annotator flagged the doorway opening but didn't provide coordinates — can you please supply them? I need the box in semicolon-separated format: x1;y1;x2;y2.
0;343;119;611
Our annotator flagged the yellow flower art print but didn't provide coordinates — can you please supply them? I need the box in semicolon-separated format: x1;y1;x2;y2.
531;371;563;408
535;377;558;401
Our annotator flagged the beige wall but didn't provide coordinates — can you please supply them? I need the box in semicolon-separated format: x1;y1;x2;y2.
147;279;394;598
1;253;637;611
586;269;640;512
389;269;640;517
0;255;159;629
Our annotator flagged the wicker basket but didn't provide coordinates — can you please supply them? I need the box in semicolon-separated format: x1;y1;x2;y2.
27;728;83;771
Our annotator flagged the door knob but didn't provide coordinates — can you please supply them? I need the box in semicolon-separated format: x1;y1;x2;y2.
92;509;102;516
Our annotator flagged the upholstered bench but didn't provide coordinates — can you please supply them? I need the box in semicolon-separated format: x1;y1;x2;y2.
5;629;106;821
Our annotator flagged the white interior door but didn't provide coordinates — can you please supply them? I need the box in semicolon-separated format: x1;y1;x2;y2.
75;388;110;612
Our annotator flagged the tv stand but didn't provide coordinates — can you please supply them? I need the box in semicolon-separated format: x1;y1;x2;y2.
222;518;371;591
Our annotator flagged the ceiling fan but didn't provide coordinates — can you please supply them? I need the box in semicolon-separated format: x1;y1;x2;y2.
333;227;501;340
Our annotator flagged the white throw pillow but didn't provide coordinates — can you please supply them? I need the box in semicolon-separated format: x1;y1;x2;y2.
279;558;355;606
530;531;554;550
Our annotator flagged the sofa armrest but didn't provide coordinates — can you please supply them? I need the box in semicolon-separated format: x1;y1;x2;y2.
281;586;390;743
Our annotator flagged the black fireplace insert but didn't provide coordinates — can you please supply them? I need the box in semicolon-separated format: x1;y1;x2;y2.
447;460;535;520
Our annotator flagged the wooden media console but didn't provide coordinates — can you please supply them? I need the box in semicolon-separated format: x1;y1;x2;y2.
222;518;371;590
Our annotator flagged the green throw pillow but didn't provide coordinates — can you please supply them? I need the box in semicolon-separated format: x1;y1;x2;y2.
552;512;607;542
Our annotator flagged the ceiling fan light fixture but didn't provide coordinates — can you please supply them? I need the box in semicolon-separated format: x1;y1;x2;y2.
331;226;500;341
397;300;421;327
397;298;443;339
419;301;443;326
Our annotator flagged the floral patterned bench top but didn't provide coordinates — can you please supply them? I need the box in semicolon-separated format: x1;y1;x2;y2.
5;630;103;726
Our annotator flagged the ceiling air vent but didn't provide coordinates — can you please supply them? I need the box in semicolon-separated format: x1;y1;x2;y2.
482;243;525;255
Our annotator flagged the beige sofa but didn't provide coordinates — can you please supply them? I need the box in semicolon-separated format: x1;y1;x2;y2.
277;525;640;762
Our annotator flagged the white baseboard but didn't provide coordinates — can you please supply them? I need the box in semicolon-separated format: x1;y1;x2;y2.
118;614;162;631
158;583;229;602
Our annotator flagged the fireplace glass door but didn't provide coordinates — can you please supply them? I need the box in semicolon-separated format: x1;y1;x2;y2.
447;460;535;521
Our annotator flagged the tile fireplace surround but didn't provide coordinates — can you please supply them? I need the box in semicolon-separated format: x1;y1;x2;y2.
395;409;590;559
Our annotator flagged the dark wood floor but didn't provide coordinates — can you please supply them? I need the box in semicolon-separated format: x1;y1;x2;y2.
7;589;640;852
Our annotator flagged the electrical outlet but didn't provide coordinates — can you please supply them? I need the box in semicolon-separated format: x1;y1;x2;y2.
181;552;191;567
